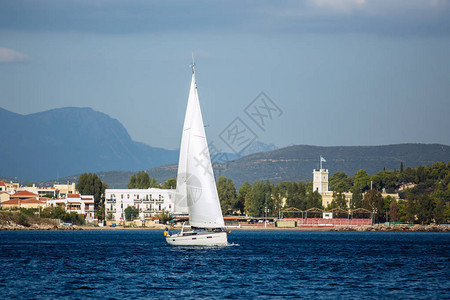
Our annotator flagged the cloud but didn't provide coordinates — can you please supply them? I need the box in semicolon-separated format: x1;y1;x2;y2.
0;47;29;63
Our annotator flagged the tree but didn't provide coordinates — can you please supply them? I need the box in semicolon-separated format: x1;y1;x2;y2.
354;169;370;192
416;195;435;225
306;191;322;209
389;200;399;222
363;189;384;223
329;191;347;210
400;162;404;173
329;172;352;192
128;171;149;189
128;171;161;189
251;181;266;217
433;199;446;224
162;178;177;189
285;182;306;210
244;190;254;216
156;209;171;224
124;206;139;221
77;173;106;209
217;176;237;215
350;186;363;209
235;181;251;214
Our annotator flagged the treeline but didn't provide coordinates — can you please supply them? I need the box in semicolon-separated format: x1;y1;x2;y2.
328;162;449;224
217;177;321;218
125;163;449;225
216;162;449;224
128;171;176;189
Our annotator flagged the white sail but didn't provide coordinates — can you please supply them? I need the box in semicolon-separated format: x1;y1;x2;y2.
184;69;225;228
174;74;196;214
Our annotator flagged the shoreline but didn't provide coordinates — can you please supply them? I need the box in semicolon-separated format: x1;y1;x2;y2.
1;224;449;232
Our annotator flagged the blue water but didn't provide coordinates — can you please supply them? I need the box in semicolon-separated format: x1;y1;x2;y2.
0;230;448;299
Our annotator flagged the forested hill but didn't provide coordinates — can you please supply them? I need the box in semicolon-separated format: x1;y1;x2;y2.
147;143;450;187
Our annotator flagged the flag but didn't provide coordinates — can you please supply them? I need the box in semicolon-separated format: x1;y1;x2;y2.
320;156;326;162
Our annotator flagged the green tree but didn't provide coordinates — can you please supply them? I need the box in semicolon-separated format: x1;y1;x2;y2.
433;199;446;224
353;169;370;192
363;189;384;223
244;189;254;216
217;176;237;215
416;195;435;225
329;172;353;192
128;171;161;189
306;191;322;209
251;181;266;217
76;173;106;209
285;182;306;210
156;209;171;224
124;206;139;221
162;178;177;189
329;191;347;210
236;181;251;214
389;200;399;222
350;186;363;209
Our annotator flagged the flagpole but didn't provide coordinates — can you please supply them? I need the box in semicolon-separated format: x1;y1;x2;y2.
320;156;322;170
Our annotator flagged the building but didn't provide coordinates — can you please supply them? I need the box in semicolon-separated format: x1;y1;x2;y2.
105;188;176;222
2;181;20;194
53;182;77;198
47;194;96;223
313;168;329;194
1;198;46;209
18;184;57;198
313;166;400;208
0;192;10;203
0;181;6;192
2;190;46;209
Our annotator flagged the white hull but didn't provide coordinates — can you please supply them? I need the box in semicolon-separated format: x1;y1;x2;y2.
166;231;227;246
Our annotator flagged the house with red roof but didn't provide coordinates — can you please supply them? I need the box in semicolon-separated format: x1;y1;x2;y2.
1;198;46;209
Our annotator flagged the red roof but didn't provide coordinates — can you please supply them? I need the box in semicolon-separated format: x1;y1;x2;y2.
21;198;45;204
1;198;45;205
11;190;39;197
2;199;19;205
0;181;5;186
67;194;81;198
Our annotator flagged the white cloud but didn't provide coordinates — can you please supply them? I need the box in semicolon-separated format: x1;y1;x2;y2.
0;47;29;63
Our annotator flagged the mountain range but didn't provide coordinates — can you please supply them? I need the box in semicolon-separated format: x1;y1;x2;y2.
0;107;276;182
147;143;450;187
0;107;178;181
1;107;448;188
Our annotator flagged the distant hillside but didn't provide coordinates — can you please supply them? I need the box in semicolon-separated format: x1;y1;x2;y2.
68;143;449;188
0;107;178;181
211;144;450;186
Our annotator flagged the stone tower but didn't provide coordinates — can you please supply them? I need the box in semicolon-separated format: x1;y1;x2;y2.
313;168;329;194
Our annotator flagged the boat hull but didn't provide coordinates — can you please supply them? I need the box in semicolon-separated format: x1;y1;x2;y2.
166;231;227;246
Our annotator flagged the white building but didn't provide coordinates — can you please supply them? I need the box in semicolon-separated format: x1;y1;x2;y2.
105;188;176;222
313;168;329;194
47;194;96;223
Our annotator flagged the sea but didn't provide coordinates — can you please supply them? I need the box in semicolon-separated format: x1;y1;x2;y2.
0;230;448;299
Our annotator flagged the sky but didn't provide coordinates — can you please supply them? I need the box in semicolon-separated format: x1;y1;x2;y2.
1;0;449;153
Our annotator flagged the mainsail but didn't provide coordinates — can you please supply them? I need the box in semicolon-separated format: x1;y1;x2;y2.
175;66;225;228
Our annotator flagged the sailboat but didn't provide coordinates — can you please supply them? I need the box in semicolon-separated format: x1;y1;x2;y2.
165;62;228;246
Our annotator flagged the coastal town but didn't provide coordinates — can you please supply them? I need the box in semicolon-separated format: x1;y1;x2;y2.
1;162;447;231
